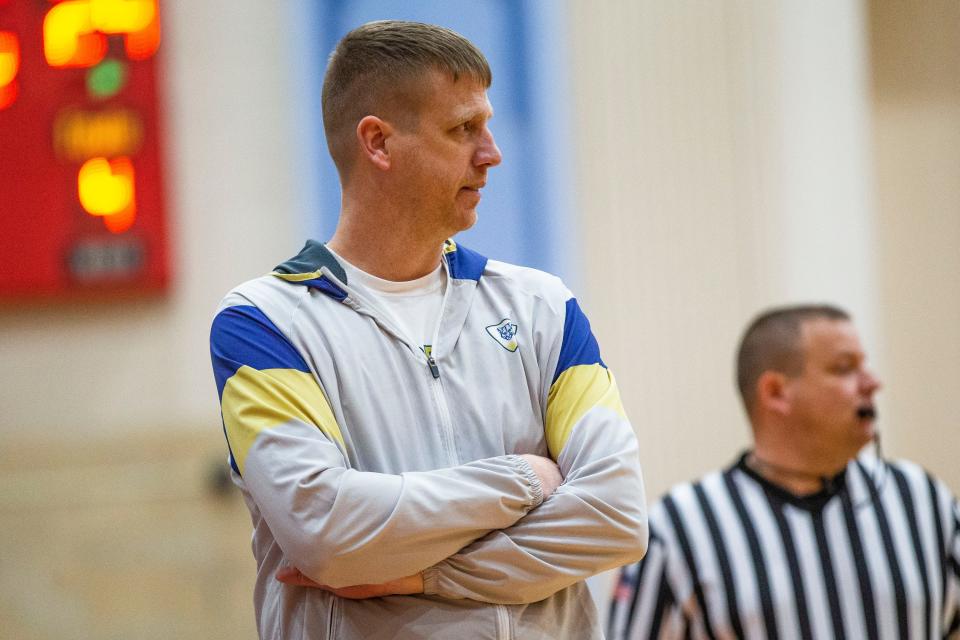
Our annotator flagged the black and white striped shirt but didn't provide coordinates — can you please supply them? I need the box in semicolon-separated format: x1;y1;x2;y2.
608;453;960;640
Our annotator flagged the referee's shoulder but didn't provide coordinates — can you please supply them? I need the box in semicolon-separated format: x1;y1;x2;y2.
876;454;958;501
648;467;729;529
864;451;935;483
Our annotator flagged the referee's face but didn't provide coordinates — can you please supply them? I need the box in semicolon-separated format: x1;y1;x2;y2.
786;319;882;462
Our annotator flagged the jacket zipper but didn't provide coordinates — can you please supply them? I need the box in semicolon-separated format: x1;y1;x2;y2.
324;264;459;464
425;277;458;465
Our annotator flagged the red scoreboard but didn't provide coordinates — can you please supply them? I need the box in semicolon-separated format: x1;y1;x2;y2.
0;0;168;300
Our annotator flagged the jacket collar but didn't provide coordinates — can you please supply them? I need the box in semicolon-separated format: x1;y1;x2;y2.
272;239;487;301
442;239;487;282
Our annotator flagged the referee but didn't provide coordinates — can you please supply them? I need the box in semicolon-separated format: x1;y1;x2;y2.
608;305;960;639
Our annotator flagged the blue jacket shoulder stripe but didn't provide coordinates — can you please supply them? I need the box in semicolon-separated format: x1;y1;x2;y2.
210;305;310;398
553;297;606;384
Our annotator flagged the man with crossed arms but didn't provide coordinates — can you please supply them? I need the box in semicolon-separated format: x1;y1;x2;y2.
211;20;647;639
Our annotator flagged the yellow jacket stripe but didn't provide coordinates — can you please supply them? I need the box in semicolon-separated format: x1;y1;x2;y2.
545;297;623;458
211;304;342;474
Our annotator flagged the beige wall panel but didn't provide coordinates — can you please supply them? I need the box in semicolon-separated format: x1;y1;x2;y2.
871;0;960;491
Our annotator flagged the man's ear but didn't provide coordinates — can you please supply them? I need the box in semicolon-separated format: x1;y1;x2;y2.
356;115;393;171
756;370;791;416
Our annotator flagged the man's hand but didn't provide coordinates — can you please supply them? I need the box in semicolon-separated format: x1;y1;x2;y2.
275;567;424;599
518;454;563;499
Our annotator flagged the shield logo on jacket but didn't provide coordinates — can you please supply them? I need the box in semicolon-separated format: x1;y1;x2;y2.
486;318;519;352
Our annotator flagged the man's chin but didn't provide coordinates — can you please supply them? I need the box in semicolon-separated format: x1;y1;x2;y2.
453;209;478;233
852;420;877;448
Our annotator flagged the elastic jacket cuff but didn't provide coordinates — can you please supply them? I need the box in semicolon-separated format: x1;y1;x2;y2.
505;454;544;508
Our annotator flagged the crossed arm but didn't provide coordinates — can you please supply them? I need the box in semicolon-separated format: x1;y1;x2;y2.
274;453;565;599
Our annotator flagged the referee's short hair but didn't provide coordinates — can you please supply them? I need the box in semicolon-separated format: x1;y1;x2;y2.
736;304;850;413
322;20;492;179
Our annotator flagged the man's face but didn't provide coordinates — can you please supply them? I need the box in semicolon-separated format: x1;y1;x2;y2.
783;318;882;461
387;71;502;237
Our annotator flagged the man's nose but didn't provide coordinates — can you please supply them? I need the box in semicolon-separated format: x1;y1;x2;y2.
862;368;882;393
475;129;502;168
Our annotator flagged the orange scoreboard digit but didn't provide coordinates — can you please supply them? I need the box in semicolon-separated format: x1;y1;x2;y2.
0;0;168;300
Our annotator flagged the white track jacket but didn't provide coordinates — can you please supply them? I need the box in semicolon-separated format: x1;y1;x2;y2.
210;239;648;639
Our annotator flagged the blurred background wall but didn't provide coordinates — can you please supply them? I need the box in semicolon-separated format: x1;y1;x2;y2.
0;1;956;638
869;0;960;500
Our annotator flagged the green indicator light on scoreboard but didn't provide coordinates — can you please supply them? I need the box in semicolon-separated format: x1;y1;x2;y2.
87;59;127;100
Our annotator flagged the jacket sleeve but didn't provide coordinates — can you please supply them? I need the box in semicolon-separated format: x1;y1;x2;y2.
422;296;648;604
606;527;686;640
211;300;545;588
